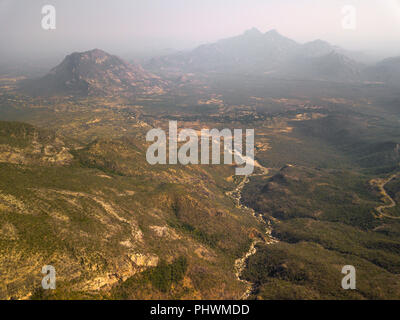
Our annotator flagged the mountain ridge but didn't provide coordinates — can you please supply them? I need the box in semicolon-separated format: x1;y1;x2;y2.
146;28;371;82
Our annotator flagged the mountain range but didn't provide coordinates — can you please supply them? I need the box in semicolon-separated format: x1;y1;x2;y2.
147;28;399;84
17;29;400;97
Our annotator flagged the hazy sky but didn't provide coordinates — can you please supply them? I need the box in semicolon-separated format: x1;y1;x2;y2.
1;0;400;60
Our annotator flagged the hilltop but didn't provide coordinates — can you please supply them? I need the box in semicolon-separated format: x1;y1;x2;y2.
20;49;166;97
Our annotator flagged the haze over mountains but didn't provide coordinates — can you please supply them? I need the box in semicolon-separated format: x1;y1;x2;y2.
17;28;400;98
364;56;400;85
147;28;399;85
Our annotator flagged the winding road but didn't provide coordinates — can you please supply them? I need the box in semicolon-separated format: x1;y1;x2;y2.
372;174;399;219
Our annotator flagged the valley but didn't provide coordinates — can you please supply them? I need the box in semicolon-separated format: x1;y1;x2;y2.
230;163;278;300
1;28;400;300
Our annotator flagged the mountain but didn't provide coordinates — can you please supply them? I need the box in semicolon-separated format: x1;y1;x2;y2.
20;49;166;97
147;28;367;82
299;39;339;58
283;51;363;81
147;28;301;73
364;56;400;85
311;51;362;80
